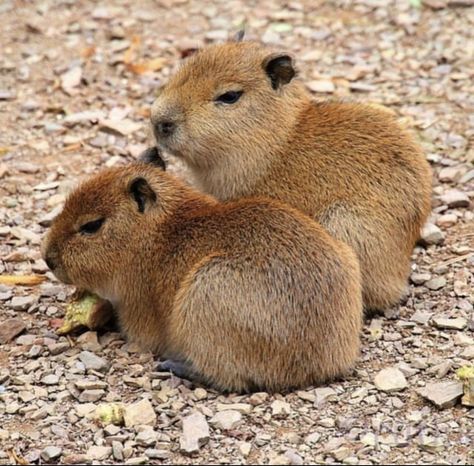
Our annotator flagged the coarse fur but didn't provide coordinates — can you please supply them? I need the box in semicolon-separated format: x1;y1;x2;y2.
149;41;433;311
42;164;362;393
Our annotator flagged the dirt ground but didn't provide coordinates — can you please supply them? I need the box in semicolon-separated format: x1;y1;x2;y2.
0;0;473;464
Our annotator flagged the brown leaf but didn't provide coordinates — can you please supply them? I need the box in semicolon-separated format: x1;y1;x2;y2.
8;449;29;465
123;35;141;65
0;274;47;286
81;45;96;59
126;57;167;75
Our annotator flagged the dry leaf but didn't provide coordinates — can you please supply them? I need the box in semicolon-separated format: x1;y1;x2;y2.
8;449;29;465
0;147;11;156
126;57;167;74
123;35;141;64
0;274;47;286
81;45;96;59
64;142;83;152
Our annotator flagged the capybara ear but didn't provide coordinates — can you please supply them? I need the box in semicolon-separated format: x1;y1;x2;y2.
129;177;157;213
230;28;245;42
262;54;295;90
138;146;166;171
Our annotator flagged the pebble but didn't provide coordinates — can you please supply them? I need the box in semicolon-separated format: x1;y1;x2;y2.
432;317;467;330
440;190;470;208
144;449;170;460
9;295;36;311
79;351;110;373
420;223;444;246
418;381;463;408
425;277;446;290
210;410;242;430
0;318;26;344
86;446;112;461
411;310;432;325
135;428;158;447
180;412;210;455
41;446;62;462
271;400;292;416
79;389;105;402
123;398;156;427
41;374;59;385
410;273;431;285
216;402;252;414
374;367;408;392
125;457;148;465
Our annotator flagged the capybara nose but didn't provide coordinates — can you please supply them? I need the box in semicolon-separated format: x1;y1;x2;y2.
156;120;176;138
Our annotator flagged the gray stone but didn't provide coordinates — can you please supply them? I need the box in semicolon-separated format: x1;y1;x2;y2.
271;400;292;416
41;374;59;385
432;317;467;330
425;277;446;290
374;368;407;392
79;389;105;402
410;273;431;285
135;428;158;447
41;446;62;462
180;412;210;455
9;296;36;311
440;190;470;208
0;319;26;344
420;223;444;246
210;410;242;430
123;398;156;427
79;351;110;373
144;449;170;460
418;381;463;408
86;445;112;461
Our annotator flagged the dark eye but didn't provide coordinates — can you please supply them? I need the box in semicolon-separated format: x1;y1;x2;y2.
215;90;243;104
79;218;105;235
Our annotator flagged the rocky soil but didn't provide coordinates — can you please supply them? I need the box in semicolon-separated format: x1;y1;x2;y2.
0;0;473;464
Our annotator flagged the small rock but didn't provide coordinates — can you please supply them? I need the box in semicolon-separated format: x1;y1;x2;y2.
420;223;444;246
79;351;110;373
432;317;467;330
438;165;465;182
123;398;156;427
419;435;444;452
210;410;242;430
306;79;335;93
49;342;70;355
216;403;252;414
418;381;463;408
239;442;252;456
305;432;321;445
144;449;170;460
9;295;36;311
271;400;292;416
180;412;210;455
41;446;62;462
86;446;112;461
135;428;158;447
193;388;207;400
0;319;26;344
374;368;407;392
112;441;124;461
425;277;446;291
100;119;141;136
318;417;335;428
41;374;59;385
411;310;432;325
61;66;82;92
440;190;470;208
79;389;105;402
125;457;148;465
410;273;431;285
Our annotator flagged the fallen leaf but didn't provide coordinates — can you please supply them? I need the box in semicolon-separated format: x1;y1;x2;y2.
8;449;29;465
126;57;167;74
64;142;83;152
81;45;96;59
0;275;47;286
123;35;141;64
0;147;11;156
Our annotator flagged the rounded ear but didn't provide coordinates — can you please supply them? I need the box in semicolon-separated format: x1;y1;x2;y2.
230;28;245;42
262;54;295;90
138;146;166;171
129;177;157;213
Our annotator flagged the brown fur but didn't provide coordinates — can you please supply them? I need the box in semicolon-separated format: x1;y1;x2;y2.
149;41;433;311
42;164;362;393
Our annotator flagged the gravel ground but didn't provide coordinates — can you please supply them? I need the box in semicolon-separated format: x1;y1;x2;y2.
1;0;473;464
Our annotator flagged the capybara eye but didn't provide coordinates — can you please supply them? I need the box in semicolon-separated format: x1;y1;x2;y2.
215;90;243;104
79;218;105;235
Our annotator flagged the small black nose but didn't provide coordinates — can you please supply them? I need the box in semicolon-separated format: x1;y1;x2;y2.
45;256;56;271
156;120;175;138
